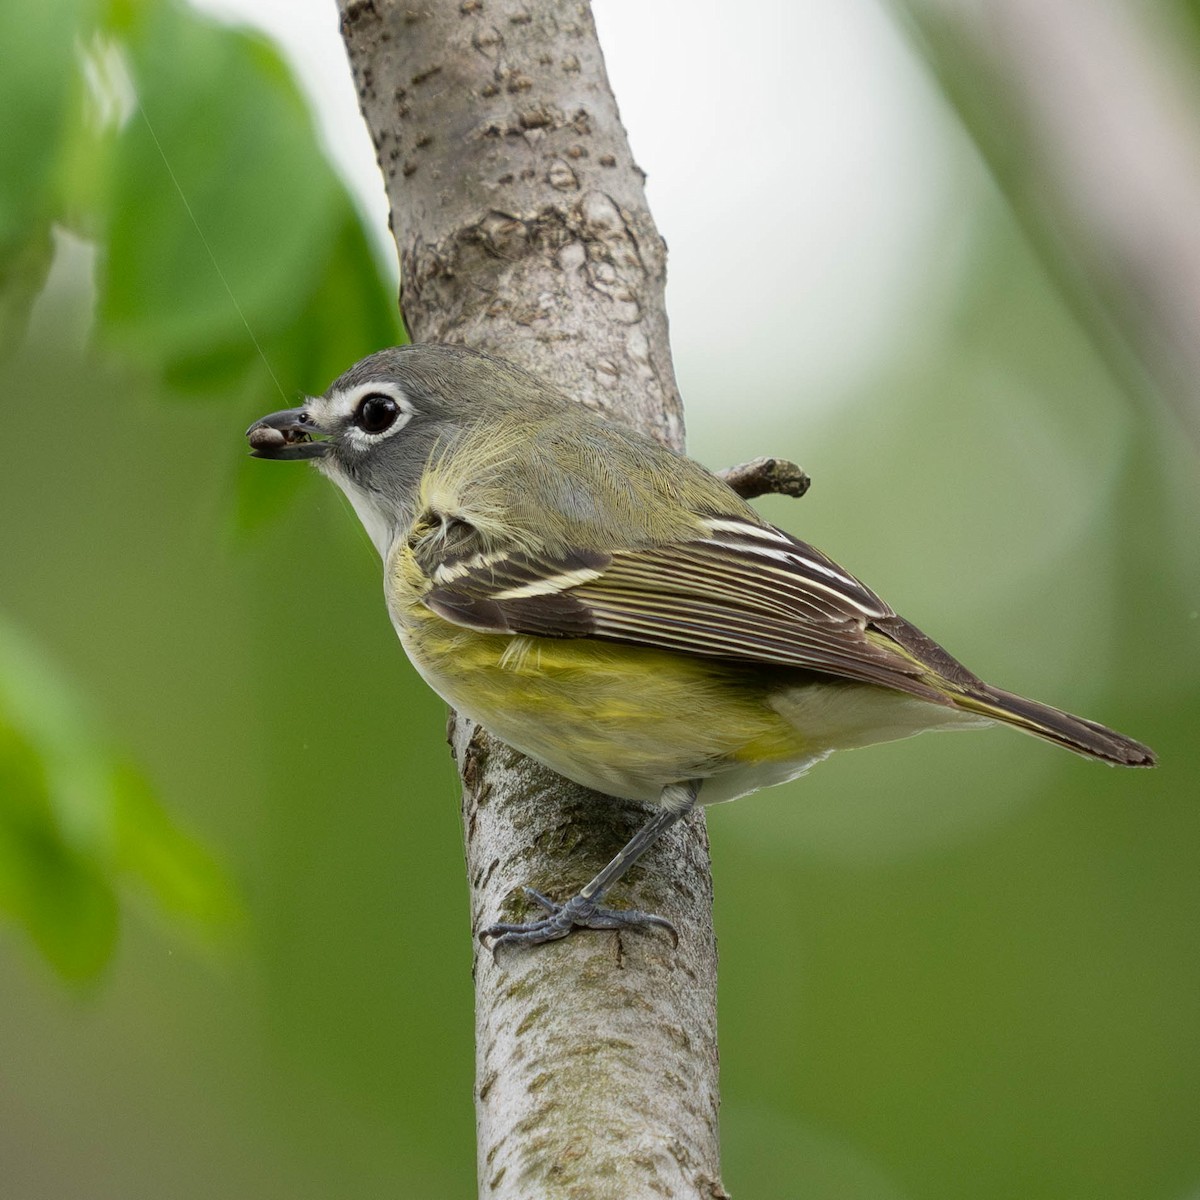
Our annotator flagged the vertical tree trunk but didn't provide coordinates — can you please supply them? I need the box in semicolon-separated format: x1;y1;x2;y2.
337;3;726;1196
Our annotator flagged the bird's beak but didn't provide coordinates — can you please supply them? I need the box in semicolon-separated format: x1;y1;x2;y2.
245;406;330;461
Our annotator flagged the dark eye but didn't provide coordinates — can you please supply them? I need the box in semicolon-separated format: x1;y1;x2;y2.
354;392;401;434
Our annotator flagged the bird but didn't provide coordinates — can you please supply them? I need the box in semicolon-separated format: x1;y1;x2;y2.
246;343;1156;953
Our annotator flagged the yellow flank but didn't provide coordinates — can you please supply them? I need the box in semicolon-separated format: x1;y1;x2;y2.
388;565;808;801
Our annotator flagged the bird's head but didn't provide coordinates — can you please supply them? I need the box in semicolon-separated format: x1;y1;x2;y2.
245;343;565;556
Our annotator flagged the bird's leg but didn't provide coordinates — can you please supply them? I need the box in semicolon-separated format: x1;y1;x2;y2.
480;782;698;957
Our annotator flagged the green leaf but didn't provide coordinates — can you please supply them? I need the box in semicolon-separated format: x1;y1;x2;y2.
98;4;345;384
287;204;406;390
0;0;96;355
0;0;93;252
0;614;239;980
0;227;56;359
233;204;404;531
0;792;118;984
111;760;239;932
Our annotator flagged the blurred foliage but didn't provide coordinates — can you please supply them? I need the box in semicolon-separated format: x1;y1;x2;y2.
892;0;1156;416
0;616;237;980
0;0;400;982
0;1;1197;1199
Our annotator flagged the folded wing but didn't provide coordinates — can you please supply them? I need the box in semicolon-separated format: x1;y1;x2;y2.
422;515;985;706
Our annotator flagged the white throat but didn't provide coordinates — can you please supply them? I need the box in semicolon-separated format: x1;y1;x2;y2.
318;460;397;559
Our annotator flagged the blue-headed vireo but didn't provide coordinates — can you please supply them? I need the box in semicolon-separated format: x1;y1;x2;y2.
246;344;1155;951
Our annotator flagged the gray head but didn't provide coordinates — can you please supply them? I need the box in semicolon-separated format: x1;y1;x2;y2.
245;344;567;556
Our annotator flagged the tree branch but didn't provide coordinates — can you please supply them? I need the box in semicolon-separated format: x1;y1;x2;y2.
718;456;811;500
338;2;726;1196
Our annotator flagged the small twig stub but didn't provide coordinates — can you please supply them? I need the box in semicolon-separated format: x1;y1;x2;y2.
717;456;811;500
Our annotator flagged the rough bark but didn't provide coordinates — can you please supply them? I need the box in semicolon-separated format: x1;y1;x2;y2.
337;3;727;1197
717;456;811;501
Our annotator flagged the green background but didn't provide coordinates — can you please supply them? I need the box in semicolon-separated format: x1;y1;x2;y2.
1;3;1196;1197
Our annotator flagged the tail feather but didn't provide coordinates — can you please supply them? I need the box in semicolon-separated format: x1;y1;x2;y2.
953;685;1156;767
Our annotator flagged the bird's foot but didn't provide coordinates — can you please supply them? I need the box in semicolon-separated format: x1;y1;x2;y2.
480;887;678;959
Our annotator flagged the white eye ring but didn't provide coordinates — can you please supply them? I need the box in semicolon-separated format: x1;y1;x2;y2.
337;382;414;449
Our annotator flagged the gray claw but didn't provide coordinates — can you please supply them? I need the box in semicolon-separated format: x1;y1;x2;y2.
480;890;678;960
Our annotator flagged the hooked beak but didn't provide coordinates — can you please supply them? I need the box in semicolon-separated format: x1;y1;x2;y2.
245;406;330;461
